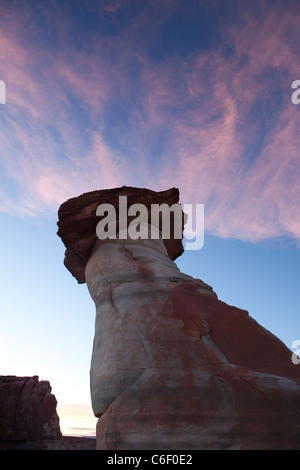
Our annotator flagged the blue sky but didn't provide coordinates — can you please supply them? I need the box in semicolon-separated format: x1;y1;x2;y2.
0;0;300;436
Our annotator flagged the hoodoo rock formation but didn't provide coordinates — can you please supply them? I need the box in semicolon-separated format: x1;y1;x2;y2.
58;186;300;450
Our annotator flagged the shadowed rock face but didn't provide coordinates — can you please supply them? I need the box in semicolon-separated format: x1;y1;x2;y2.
58;186;300;450
0;376;62;442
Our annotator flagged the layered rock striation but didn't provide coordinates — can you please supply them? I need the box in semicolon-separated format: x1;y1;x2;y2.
57;186;300;450
0;375;62;442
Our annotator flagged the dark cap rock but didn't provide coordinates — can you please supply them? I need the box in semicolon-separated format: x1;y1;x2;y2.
57;186;186;284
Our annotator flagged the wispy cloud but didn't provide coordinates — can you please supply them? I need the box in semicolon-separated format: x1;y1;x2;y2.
0;4;131;215
0;1;299;244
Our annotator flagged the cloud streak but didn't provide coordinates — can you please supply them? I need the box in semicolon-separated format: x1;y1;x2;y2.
151;1;300;242
0;0;299;244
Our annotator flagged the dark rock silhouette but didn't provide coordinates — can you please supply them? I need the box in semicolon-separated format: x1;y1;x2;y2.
0;436;96;450
58;186;300;450
0;375;61;442
0;375;96;450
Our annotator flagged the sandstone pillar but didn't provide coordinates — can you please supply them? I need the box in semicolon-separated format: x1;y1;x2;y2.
58;186;300;450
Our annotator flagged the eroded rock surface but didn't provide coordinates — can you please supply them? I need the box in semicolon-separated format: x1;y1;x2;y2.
57;186;300;450
0;375;62;442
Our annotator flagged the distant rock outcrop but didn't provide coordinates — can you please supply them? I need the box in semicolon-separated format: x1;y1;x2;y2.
0;375;61;442
58;186;300;450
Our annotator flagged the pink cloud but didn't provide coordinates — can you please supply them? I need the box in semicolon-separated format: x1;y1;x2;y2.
146;6;300;244
0;12;131;216
0;1;299;246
